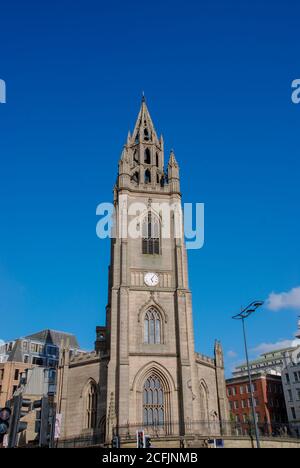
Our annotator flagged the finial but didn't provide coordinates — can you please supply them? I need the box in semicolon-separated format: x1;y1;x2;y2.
142;91;146;103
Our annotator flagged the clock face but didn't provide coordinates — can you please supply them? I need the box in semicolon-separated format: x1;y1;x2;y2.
144;272;159;287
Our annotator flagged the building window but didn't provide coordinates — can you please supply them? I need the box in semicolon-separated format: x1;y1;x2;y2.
85;382;98;429
144;128;150;141
142;212;160;255
288;389;293;401
286;374;290;384
144;169;151;184
144;148;151;164
132;171;139;184
23;355;29;364
240;386;244;395
291;407;296;420
143;376;164;426
47;345;58;357
133;149;138;163
14;369;19;381
32;357;44;366
22;341;28;351
48;369;56;384
144;308;161;344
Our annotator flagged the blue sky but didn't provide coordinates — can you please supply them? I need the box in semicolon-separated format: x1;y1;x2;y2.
0;0;300;374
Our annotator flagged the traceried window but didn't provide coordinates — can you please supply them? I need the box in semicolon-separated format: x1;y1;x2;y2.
143;376;164;426
144;308;161;344
142;212;160;255
85;382;98;429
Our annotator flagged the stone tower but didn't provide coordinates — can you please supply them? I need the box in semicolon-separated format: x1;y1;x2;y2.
55;98;229;444
105;97;204;439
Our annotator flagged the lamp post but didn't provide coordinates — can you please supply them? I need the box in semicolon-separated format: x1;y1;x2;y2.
232;300;264;449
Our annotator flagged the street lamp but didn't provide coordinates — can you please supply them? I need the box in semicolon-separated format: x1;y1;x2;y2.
232;300;264;449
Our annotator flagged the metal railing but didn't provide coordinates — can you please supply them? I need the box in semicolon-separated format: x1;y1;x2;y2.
113;420;300;441
57;420;300;448
57;431;105;448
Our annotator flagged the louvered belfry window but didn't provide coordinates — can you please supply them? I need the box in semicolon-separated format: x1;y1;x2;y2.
142;212;160;255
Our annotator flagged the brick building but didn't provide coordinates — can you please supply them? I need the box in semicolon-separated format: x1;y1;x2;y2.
0;361;31;408
226;372;288;435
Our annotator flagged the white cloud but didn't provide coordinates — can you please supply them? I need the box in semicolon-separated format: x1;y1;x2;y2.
251;339;300;356
0;339;4;346
267;286;300;311
227;350;237;359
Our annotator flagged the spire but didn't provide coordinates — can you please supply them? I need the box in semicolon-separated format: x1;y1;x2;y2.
131;96;159;145
214;340;224;368
118;98;166;191
168;149;178;168
168;149;180;193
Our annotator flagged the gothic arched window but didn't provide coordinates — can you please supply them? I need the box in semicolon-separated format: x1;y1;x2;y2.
144;128;150;141
132;171;139;184
156;153;159;167
199;381;209;421
144;148;151;164
144;308;161;344
144;169;151;184
143;376;165;426
133;149;139;163
142;211;160;255
85;381;98;429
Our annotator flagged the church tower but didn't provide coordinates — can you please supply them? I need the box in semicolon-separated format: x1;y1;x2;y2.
105;97;204;439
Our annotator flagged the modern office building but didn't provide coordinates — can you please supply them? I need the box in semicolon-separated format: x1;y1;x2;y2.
281;321;300;434
0;329;80;407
